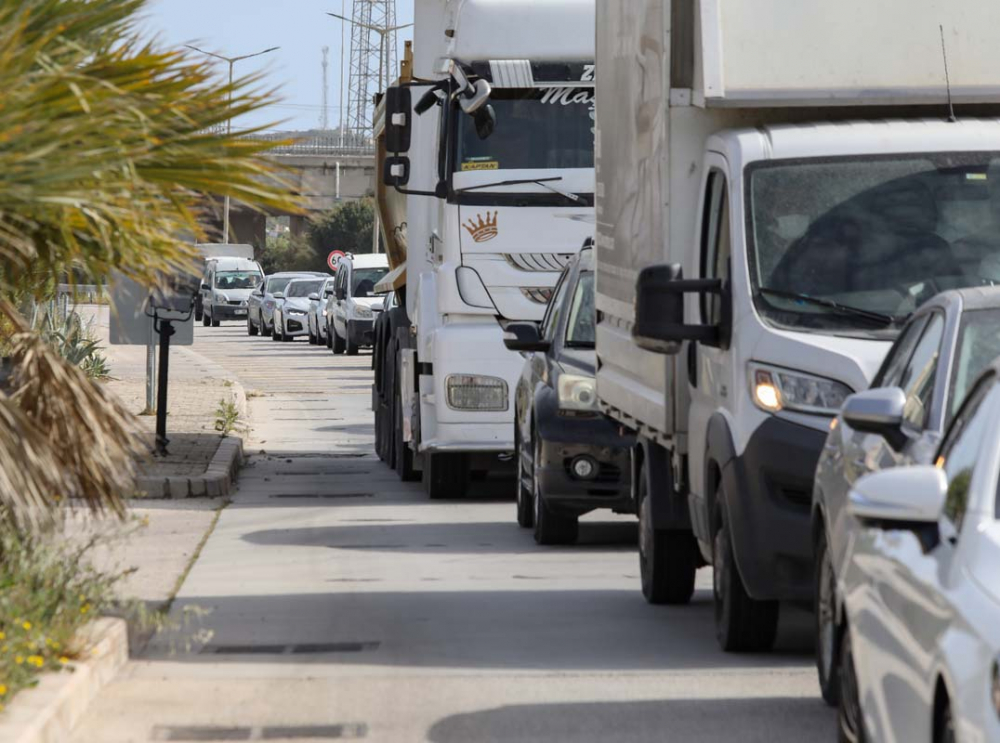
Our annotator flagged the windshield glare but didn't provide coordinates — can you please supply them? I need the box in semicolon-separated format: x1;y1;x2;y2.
287;280;324;298
566;272;596;347
749;153;1000;332
215;271;260;290
456;88;594;172
352;268;387;298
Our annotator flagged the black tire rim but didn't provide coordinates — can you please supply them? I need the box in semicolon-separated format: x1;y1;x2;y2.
818;542;837;691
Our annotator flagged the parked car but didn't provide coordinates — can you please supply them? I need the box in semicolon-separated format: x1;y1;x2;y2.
833;362;1000;743
248;272;324;337
272;277;330;342
193;244;255;321
307;276;337;345
813;286;1000;707
327;253;389;355
503;246;635;543
200;257;263;327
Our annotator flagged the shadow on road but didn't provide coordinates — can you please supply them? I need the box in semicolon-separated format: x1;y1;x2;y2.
426;697;834;743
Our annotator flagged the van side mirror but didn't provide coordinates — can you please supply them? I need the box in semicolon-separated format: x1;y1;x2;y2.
336;286;346;301
841;388;908;451
633;264;726;355
385;87;412;153
503;322;550;354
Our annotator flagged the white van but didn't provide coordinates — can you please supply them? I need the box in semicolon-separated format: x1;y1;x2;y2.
327;253;389;355
200;257;264;327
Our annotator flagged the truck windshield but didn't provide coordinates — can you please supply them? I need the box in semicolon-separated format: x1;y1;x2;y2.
748;152;1000;333
455;88;594;172
215;271;261;290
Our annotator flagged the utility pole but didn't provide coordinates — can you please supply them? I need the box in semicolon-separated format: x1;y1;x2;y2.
185;45;280;243
321;46;331;131
339;0;346;148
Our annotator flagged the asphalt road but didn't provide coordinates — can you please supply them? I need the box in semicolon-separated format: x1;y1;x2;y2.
73;320;834;743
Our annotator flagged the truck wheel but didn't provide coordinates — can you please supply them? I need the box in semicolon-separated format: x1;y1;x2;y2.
815;529;841;706
394;386;417;481
713;503;779;652
332;327;345;355
515;423;533;528
346;334;359;355
247;317;258;337
423;453;468;499
638;472;696;605
532;434;577;544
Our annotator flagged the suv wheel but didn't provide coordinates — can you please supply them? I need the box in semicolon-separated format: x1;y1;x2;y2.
713;499;779;652
332;326;345;355
532;433;577;545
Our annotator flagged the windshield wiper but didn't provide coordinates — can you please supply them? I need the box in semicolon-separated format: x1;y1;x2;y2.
455;177;583;204
759;288;901;326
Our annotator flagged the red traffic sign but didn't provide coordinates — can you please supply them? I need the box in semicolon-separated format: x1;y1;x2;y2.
327;250;346;271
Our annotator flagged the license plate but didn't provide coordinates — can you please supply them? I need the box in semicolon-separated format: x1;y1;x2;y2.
234;309;247;316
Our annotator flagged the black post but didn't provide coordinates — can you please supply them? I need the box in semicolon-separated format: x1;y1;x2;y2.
154;319;176;456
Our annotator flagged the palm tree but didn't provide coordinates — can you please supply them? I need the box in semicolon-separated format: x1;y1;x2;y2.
0;0;302;529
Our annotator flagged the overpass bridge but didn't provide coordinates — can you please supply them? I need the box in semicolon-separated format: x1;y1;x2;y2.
203;132;377;246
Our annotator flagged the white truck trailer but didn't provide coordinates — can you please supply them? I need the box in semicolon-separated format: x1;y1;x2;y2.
595;0;1000;651
372;0;596;498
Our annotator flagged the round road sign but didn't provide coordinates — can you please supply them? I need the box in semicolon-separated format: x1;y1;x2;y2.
327;250;346;271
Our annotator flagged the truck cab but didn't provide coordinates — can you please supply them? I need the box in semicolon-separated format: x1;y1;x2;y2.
372;0;596;498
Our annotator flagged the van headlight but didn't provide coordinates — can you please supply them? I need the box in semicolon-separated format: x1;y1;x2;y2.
558;374;598;412
749;363;852;415
353;305;374;319
214;291;229;302
446;375;508;411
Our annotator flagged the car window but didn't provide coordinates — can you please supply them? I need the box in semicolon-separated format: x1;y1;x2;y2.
287;280;324;298
898;312;944;431
565;271;595;347
542;270;571;341
267;277;294;295
874;315;928;388
939;378;995;530
700;169;730;326
949;308;1000;421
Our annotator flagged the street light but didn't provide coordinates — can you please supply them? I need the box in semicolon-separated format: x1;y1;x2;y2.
185;45;280;244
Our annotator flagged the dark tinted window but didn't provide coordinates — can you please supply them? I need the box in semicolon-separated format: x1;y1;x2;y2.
565;272;595;347
542;271;571;341
215;271;261;290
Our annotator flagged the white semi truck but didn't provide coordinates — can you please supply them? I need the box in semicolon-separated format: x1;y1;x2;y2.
372;0;596;498
595;0;1000;651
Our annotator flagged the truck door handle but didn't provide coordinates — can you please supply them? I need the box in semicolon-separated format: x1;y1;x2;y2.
687;342;698;388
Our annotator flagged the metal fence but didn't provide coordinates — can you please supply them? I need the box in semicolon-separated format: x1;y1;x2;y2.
206;126;375;157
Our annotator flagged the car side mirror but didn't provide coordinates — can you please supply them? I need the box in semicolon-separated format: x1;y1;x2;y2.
308;293;320;301
200;283;209;291
272;292;284;300
336;286;346;301
503;322;550;353
848;465;947;526
841;388;908;451
385;86;412;153
633;264;726;355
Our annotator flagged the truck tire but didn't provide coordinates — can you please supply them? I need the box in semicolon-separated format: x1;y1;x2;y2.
514;423;533;528
346;335;359;355
423;452;468;499
394;386;417;481
713;500;779;652
815;529;841;706
638;470;696;605
532;434;577;544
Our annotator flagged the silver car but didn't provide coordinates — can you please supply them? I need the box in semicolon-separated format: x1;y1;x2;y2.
272;277;329;342
834;365;1000;743
307;277;336;345
812;287;1000;716
248;272;320;337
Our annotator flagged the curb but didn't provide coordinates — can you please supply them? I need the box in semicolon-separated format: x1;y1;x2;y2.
0;618;128;743
137;436;245;499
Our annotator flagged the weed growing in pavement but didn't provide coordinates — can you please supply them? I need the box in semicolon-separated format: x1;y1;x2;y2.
214;399;240;437
0;528;121;708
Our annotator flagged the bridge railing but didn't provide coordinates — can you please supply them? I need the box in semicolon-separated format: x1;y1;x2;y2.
211;126;375;157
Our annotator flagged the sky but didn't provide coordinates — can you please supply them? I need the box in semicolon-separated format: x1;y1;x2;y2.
142;0;415;132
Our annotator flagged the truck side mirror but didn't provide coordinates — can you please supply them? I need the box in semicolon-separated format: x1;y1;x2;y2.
385;87;412;154
503;322;550;354
384;156;410;186
633;264;725;355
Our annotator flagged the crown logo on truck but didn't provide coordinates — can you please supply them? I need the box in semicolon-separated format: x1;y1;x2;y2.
463;212;499;243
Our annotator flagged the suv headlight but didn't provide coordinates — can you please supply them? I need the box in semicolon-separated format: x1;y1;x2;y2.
558;374;598;412
353;305;374;319
749;363;852;415
446;375;508;411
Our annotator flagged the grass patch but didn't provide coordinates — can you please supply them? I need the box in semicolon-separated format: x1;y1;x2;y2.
213;398;240;437
0;528;122;709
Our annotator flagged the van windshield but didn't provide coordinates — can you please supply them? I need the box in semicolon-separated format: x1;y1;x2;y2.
748;153;1000;334
352;268;388;298
215;271;260;290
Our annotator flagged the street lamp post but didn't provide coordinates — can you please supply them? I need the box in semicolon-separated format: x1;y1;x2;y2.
185;45;280;244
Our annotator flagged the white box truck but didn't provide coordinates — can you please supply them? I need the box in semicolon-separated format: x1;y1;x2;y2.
372;0;596;498
595;0;1000;651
